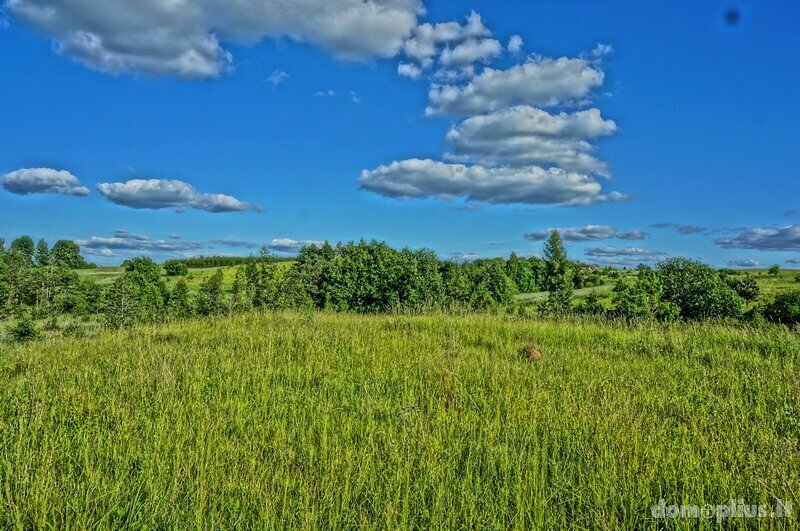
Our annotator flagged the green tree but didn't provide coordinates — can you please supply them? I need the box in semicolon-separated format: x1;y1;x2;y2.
104;273;143;328
506;252;536;293
657;258;744;320
123;257;162;285
196;269;225;316
51;240;89;269
163;260;189;276
543;230;572;313
35;238;50;266
10;235;35;265
768;264;780;276
167;280;193;319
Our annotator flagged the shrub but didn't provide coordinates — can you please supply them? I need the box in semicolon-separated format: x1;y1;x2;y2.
9;314;40;342
164;260;189;277
725;274;761;302
768;264;780;276
656;258;744;320
762;290;800;324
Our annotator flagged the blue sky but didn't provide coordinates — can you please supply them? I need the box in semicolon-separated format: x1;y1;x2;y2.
1;0;799;267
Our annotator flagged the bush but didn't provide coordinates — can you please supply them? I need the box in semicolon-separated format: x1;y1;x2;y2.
9;314;40;342
656;258;744;320
762;290;800;324
164;260;189;277
725;274;760;302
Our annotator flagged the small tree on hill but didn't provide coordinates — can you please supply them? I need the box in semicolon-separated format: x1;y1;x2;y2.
196;269;225;316
768;264;780;276
10;236;35;265
543;230;572;313
51;240;88;269
35;239;50;267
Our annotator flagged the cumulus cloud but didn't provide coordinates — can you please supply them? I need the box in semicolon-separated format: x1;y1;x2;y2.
397;62;422;79
507;35;523;55
96;179;262;213
8;0;422;77
585;246;666;258
727;259;761;268
714;224;800;251
76;231;205;257
651;223;707;234
2;167;90;196
439;37;501;68
267;238;325;253
445;106;616;174
402;11;490;67
266;70;288;86
524;225;645;242
359;158;627;206
426;57;604;116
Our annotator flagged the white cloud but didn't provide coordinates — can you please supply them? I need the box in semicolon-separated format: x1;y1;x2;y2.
426;56;604;116
727;259;761;268
651;223;707;234
715;224;800;251
445;106;617;174
397;62;423;79
359;158;627;206
524;225;646;242
266;70;288;86
402;11;490;67
439;38;501;69
585;246;665;258
96;179;262;213
76;232;205;255
315;89;336;97
210;239;259;249
268;238;325;253
350;91;362;104
8;0;422;77
586;43;613;59
2;167;90;196
507;35;523;54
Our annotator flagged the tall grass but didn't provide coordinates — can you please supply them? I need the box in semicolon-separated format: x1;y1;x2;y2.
0;312;797;528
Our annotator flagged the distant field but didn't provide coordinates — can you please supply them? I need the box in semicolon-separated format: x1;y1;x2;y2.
77;262;295;292
1;311;797;528
514;268;800;308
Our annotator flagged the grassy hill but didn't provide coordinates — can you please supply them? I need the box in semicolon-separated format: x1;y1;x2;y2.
1;311;797;528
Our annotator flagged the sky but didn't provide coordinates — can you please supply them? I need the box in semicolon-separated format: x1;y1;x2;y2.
0;0;799;268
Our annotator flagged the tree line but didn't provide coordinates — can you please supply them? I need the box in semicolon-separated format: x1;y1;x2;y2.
2;232;799;341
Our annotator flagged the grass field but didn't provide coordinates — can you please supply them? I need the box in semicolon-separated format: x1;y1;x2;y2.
1;311;797;528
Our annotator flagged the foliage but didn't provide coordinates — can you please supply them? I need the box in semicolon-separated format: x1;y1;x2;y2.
763;290;800;324
768;264;781;276
8;312;40;342
163;260;189;277
725;273;761;302
542;230;573;313
656;258;744;320
51;240;91;269
35;239;50;267
196;269;225;316
10;235;35;265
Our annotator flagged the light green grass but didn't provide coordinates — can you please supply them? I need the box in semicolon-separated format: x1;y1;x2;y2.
0;312;797;528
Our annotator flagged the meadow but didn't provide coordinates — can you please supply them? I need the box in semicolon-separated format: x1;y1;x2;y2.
1;311;797;528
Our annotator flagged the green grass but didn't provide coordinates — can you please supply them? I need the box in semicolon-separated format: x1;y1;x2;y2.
0;312;797;528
